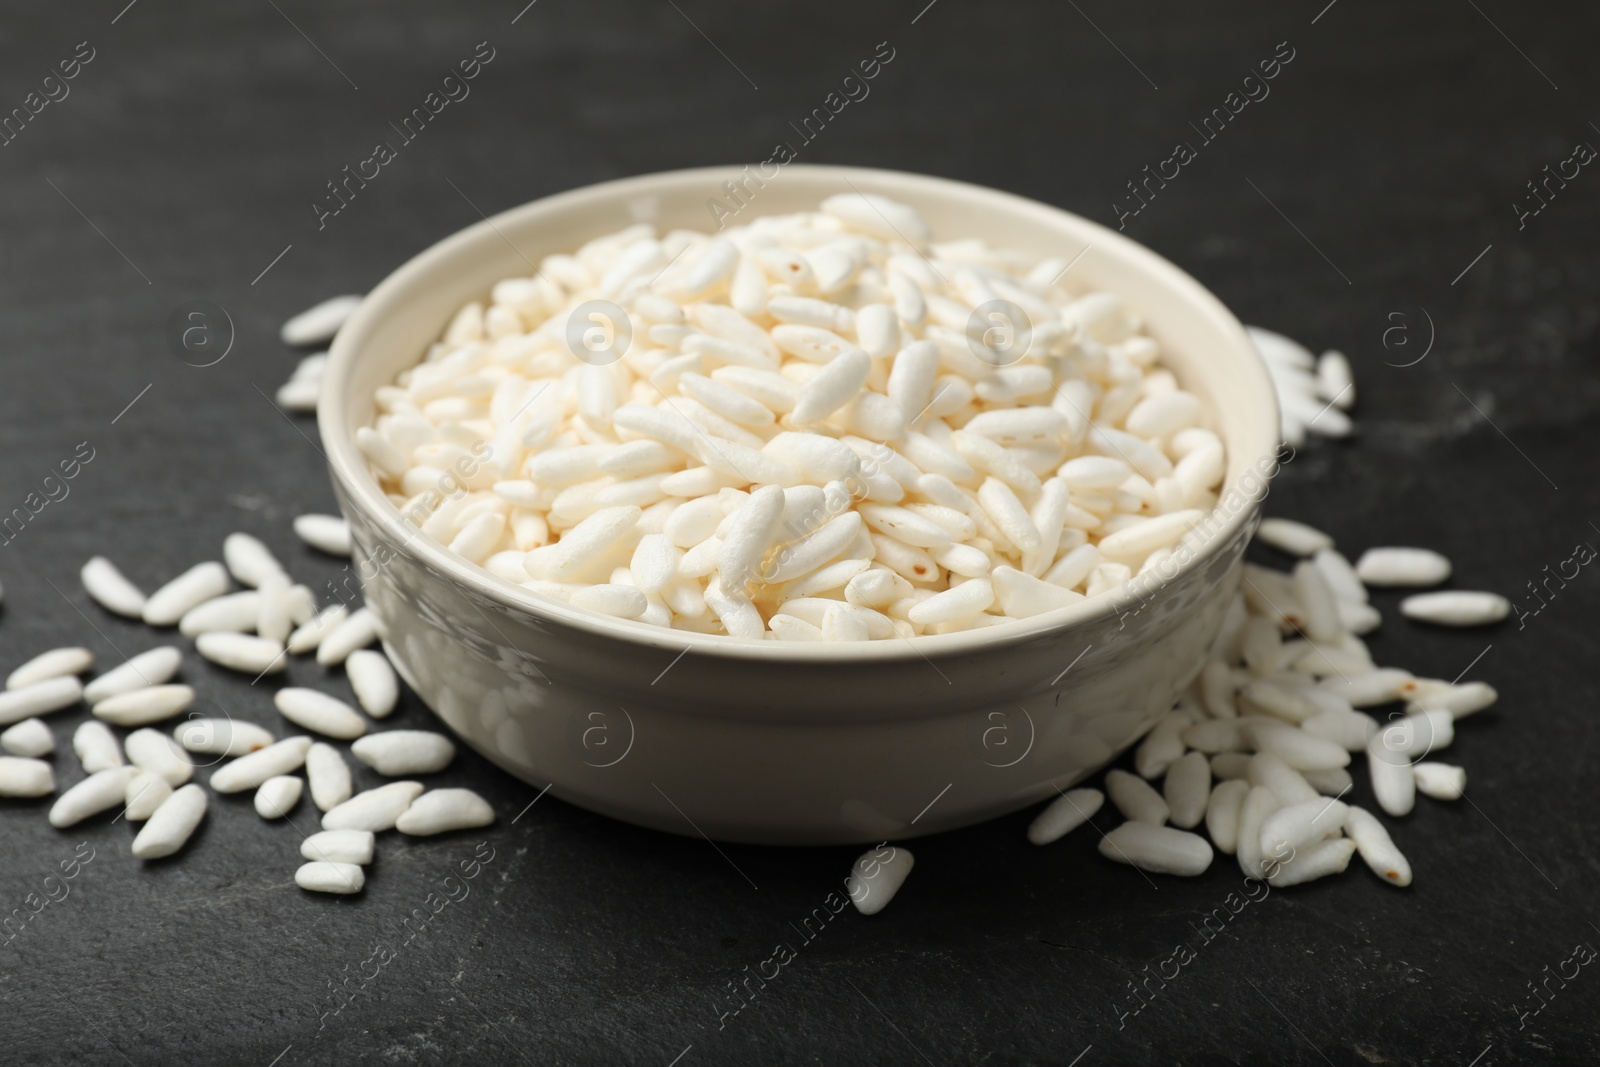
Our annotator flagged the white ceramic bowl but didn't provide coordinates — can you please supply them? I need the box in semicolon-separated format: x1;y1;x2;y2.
320;165;1279;845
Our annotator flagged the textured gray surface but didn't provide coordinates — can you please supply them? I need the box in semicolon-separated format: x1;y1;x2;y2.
1;1;1597;1064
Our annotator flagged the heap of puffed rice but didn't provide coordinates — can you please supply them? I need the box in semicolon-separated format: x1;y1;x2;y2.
357;194;1231;640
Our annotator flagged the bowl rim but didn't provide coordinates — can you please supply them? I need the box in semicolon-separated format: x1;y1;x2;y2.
321;163;1280;663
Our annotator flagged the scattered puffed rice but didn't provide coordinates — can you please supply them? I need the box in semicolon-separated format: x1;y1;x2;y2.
295;860;366;895
1317;351;1354;410
1413;761;1467;800
315;608;378;666
288;604;348;655
256;576;292;645
1254;518;1334;558
345;649;399;718
1235;785;1280;879
1354;547;1451;587
0;756;55;797
274;688;367;740
1099;822;1213;877
846;844;915;915
351;731;454;775
92;684;196;728
276;376;319;412
281;294;362;347
1343;806;1411;887
49;767;136;827
306;741;353;812
80;557;147;618
1106;768;1170;825
301;829;375;865
293;514;352;557
1265;837;1356;888
179;591;262;637
0;676;84;727
82;647;183;704
124;728;194;786
0;718;54;758
7;647;94;691
255;775;304;819
321;781;424;832
1258;798;1349;859
142;562;230;626
1399;590;1510;627
132;784;208;859
124;771;172;821
1407;680;1497;718
196;632;288;675
210;736;313;793
174;717;275;757
73;720;123;773
1026;788;1104;845
1162;751;1211;830
1204;780;1250;855
1366;737;1416;817
394;788;493;835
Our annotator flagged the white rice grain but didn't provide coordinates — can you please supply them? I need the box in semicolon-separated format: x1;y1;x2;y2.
1399;591;1510;627
196;632;287;676
1354;547;1452;587
1366;736;1416;817
1344;805;1411;887
81;557;147;618
7;648;94;691
0;756;54;798
1027;788;1104;845
394;788;494;835
1264;837;1356;887
351;731;455;776
1098;822;1213;877
274;688;367;740
1105;769;1170;825
345;649;400;718
1163;751;1211;830
1204;779;1250;855
209;736;313;793
300;829;375;865
321;780;425;832
73;721;123;773
295;861;366;894
0;676;84;727
255;775;304;819
846;845;915;915
142;562;230;627
306;742;354;812
0;718;54;758
281;294;362;346
1255;518;1334;557
131;784;208;859
1412;761;1466;800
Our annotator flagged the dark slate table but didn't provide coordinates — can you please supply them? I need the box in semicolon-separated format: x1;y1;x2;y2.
1;1;1596;1063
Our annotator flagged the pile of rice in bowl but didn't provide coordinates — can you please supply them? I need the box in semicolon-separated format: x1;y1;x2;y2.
356;193;1232;641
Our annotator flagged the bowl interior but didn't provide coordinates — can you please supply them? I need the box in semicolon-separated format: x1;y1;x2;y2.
321;164;1280;660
